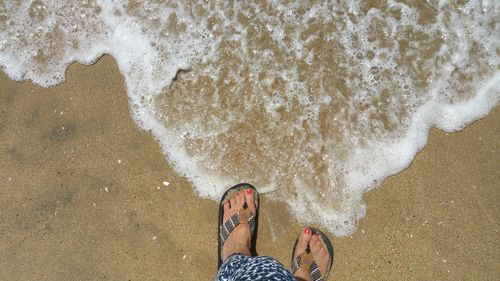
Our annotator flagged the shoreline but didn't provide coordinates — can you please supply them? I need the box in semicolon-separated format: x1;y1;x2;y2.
0;55;498;280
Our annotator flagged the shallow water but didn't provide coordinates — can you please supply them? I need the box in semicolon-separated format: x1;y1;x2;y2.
1;0;499;236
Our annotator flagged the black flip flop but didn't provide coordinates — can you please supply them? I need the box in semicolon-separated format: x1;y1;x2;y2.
217;183;259;269
290;227;334;281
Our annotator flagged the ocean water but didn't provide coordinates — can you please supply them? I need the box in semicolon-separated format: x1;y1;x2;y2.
1;0;498;236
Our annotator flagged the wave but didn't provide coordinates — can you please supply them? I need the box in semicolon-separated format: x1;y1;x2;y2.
1;0;498;236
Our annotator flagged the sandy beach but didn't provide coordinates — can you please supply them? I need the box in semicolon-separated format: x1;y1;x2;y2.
0;55;498;280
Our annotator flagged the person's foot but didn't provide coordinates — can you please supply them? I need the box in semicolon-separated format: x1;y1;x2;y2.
293;228;331;281
221;189;256;261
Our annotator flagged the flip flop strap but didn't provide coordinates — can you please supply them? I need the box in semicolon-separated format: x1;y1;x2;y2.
220;212;255;247
291;253;323;281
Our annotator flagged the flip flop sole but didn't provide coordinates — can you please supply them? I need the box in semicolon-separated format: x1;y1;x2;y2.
217;183;259;269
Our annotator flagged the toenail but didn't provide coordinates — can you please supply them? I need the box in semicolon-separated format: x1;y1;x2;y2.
304;227;311;235
246;188;253;194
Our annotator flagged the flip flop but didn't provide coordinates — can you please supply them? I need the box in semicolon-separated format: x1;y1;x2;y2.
217;183;259;269
290;227;334;281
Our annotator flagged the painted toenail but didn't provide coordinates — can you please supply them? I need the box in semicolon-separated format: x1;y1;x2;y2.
246;188;253;194
304;227;311;235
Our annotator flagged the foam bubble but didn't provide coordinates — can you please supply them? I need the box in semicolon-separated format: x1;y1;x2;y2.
0;0;498;236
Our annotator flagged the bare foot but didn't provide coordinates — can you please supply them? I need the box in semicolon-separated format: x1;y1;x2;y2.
293;228;331;281
221;189;256;261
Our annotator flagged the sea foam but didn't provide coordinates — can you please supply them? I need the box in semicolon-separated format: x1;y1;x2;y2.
0;0;498;236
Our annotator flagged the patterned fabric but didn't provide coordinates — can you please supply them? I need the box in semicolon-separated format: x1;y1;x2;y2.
215;253;295;281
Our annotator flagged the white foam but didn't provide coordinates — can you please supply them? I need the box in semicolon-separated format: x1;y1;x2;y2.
0;0;498;236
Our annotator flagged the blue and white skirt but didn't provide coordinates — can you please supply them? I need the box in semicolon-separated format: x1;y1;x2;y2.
215;253;295;281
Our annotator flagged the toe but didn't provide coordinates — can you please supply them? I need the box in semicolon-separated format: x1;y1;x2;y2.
319;247;328;260
294;227;312;258
236;191;244;208
229;197;237;213
244;188;256;215
223;202;230;219
310;235;322;252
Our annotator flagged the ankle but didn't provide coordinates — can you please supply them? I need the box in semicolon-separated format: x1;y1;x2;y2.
223;240;251;259
234;239;250;251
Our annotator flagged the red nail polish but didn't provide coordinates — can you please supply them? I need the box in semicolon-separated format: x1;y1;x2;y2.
304;228;311;235
246;188;253;194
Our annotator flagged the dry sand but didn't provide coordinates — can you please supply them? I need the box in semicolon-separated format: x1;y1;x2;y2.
0;55;498;280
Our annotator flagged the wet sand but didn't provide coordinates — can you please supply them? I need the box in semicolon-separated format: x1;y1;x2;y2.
0;56;498;280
